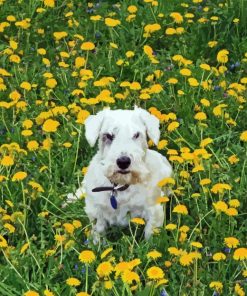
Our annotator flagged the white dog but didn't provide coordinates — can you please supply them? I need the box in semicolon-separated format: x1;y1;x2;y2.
67;107;172;242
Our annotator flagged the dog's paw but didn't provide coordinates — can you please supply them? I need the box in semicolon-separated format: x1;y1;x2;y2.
62;186;86;208
144;225;153;240
61;193;78;208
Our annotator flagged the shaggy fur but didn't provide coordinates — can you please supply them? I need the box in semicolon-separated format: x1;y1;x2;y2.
66;107;172;243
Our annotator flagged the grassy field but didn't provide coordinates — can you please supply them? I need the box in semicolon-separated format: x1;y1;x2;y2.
0;0;247;295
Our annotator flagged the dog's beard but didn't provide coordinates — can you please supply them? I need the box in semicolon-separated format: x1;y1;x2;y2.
104;163;149;185
108;171;141;185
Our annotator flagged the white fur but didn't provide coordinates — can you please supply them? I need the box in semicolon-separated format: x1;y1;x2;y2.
66;107;172;243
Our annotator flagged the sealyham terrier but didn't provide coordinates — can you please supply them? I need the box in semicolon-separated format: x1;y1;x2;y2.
66;107;172;242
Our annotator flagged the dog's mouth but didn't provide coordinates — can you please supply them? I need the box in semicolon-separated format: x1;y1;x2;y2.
117;170;130;175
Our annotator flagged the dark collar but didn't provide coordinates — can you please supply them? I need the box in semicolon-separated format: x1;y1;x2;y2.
92;183;129;193
92;183;129;210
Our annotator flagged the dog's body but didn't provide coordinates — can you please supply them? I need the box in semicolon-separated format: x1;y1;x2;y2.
67;107;172;242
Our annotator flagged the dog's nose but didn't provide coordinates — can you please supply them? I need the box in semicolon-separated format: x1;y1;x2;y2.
116;156;131;170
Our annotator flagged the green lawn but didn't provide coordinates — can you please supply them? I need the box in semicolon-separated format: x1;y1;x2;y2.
0;0;247;295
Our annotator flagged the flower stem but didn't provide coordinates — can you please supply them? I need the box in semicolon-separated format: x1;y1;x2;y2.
85;264;88;292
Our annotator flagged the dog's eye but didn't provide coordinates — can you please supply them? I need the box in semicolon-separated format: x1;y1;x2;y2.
133;132;140;139
104;133;114;142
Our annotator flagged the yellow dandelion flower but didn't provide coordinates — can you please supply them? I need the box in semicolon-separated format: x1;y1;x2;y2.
130;81;141;90
188;77;199;87
121;270;140;285
97;261;114;277
180;68;191;76
131;217;145;225
225;207;238;216
167;78;178;84
63;223;75;234
149;84;163;93
81;42;95;51
115;261;131;277
42;119;60;132
24;291;39;296
125;51;135;58
129;259;141;269
168;247;181;256
27;141;39;151
190;252;202;260
173;204;188;215
200;98;210;106
242;270;247;277
200;137;213;148
4;223;15;233
211;183;232;194
44;289;54;296
5;200;13;207
53;31;68;40
228;199;240;208
46;78;57;88
90;15;102;21
20;81;32;91
127;5;137;13
240;131;247;142
179;225;190;233
165;223;177;231
66;277;81;286
209;281;223;292
165;28;176;35
144;23;161;33
75;57;86;68
147;266;164;280
158;177;175;187
194;112;207;121
164;261;172;268
190;242;203;248
21;130;33;137
12;171;27;181
28;181;44;192
79;250;96;264
147;250;162;259
228;154;239;164
0;235;8;248
105;18;121;27
180;171;190;179
170;12;183;23
104;280;113;290
101;247;113;259
200;178;211;186
72;220;82;228
213;252;226;261
156;196;169;204
63;142;72;148
44;0;55;8
217;49;229;63
234;248;247;260
200;63;211;71
37;48;46;55
20;242;30;254
167;121;179;132
234;283;245;296
213;201;228;213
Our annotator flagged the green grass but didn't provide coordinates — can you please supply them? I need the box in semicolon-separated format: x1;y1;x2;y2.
0;0;247;295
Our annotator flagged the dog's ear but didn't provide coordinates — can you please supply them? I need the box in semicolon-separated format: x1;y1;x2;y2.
135;107;160;145
85;110;107;147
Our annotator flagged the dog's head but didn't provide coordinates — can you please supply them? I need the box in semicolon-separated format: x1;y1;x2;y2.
85;107;160;185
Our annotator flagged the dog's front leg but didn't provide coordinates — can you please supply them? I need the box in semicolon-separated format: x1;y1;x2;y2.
144;204;164;240
91;218;107;244
144;222;153;240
